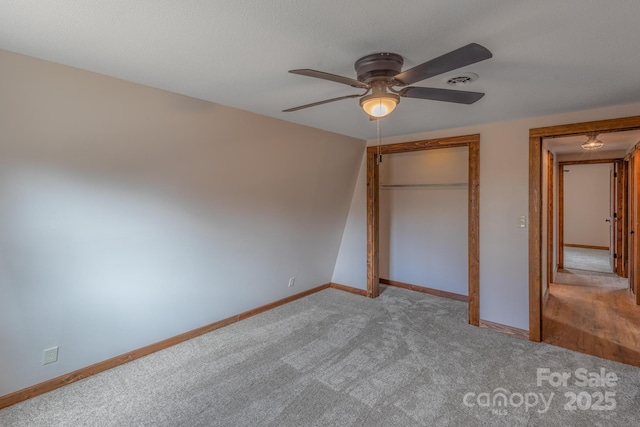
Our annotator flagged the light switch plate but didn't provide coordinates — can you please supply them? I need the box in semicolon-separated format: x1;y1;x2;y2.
519;216;527;228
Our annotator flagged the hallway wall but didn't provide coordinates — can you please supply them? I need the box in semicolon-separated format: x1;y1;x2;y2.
563;163;612;248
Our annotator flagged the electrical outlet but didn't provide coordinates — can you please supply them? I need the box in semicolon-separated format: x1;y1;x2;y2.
288;277;296;288
43;346;59;365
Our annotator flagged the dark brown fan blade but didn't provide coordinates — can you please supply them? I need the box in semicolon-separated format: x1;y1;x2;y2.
283;94;363;112
400;87;485;104
393;43;492;86
289;69;369;89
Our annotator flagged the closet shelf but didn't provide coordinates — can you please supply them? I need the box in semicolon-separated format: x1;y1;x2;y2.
380;183;468;188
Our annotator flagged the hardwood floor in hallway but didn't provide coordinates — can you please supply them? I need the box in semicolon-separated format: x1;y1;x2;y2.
543;269;640;367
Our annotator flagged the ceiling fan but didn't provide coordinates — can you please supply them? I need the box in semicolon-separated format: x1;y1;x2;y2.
283;43;492;119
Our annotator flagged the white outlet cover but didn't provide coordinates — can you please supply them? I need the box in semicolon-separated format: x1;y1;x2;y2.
43;346;59;365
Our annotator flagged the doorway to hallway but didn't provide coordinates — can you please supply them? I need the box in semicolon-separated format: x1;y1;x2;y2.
529;116;640;364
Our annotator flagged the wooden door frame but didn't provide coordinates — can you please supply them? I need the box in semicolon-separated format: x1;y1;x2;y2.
546;152;554;286
626;154;633;288
529;115;640;342
366;134;480;326
621;158;629;277
616;160;627;277
557;158;622;272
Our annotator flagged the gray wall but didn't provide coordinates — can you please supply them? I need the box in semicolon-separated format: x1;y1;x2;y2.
0;50;364;396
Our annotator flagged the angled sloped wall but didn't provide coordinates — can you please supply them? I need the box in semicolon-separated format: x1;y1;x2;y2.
0;49;364;396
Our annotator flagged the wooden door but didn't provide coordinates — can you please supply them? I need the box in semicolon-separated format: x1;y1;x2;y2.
610;165;616;272
621;159;629;278
635;151;640;303
630;150;640;302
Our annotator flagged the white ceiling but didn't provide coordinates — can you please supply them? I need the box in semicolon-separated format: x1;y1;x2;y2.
2;1;640;140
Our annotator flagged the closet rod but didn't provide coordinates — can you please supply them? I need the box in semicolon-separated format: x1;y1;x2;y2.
380;183;468;188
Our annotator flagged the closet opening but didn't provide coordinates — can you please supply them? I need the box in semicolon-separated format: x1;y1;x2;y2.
366;134;480;326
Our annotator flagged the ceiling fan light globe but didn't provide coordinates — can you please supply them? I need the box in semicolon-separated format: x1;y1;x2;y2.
360;94;399;118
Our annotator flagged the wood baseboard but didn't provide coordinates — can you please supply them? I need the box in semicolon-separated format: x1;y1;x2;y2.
0;283;332;410
564;243;609;251
237;283;330;320
380;278;468;302
329;282;368;296
479;319;529;340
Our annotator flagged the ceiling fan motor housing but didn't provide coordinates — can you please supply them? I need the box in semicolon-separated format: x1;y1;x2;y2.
355;53;404;84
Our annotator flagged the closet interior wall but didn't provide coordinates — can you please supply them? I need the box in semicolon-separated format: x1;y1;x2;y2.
379;146;469;296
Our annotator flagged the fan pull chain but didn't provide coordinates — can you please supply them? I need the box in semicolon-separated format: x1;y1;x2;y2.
376;99;382;165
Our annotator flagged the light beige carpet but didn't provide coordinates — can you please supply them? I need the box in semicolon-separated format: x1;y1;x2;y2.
563;246;612;273
1;286;638;426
